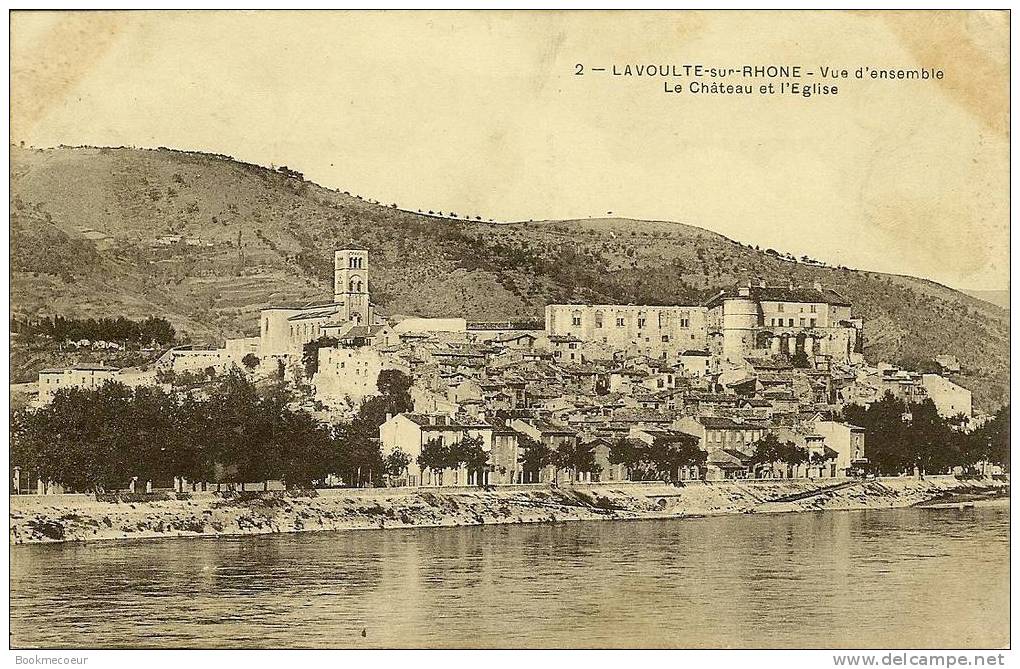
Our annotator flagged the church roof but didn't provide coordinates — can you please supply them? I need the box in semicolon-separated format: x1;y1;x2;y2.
288;308;342;321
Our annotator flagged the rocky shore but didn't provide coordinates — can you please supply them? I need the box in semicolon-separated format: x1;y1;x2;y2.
9;475;1008;545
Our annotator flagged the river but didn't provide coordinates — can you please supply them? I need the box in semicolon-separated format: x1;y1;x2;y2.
10;503;1009;649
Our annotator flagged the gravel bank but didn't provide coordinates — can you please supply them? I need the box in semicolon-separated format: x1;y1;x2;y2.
9;476;1008;545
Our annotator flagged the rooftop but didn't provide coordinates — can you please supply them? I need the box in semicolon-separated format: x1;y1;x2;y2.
288;308;343;322
705;284;851;308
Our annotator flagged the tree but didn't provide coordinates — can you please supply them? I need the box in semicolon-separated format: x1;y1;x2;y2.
608;436;703;483
791;351;811;369
302;336;339;378
417;437;450;484
14;382;173;491
175;393;217;483
555;440;600;482
843;393;969;475
9;368;354;493
977;405;1010;470
647;435;705;483
610;437;647;481
327;373;413;489
241;353;260;371
384;448;412;480
377;369;412;402
779;440;809;475
909;398;963;475
269;407;335;488
808;450;830;473
10;408;49;490
333;413;384;488
518;434;554;483
128;385;185;484
748;433;805;478
203;370;272;485
376;369;413;416
449;435;489;485
843;394;914;475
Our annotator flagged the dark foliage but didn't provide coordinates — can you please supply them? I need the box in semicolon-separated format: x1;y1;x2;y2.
11;315;176;346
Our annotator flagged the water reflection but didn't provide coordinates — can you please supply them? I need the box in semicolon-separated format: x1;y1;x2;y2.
11;505;1009;649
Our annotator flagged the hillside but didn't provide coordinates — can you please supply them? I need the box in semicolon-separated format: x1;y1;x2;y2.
963;290;1010;311
9;146;1010;409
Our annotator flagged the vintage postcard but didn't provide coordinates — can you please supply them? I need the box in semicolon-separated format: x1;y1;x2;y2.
7;8;1010;657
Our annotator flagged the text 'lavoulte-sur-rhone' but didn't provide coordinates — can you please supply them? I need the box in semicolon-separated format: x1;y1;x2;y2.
610;64;805;78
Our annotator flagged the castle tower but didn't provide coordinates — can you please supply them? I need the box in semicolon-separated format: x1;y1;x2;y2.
334;249;370;324
721;285;761;363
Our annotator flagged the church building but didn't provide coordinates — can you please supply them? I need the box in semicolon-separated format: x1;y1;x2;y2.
259;249;377;358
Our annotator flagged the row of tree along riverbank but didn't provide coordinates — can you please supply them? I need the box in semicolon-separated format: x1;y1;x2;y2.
10;475;1007;545
11;368;1010;496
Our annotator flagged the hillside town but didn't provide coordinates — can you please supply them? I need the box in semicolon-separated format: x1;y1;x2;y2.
19;248;989;492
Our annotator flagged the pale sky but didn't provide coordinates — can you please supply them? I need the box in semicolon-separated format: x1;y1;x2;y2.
10;10;1010;290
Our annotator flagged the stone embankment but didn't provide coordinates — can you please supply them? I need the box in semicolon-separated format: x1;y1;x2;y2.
9;475;1008;545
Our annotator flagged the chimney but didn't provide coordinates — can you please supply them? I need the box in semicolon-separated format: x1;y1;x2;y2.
758;279;767;288
738;287;751;297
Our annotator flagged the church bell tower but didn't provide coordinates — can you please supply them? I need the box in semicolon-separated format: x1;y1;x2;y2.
334;249;370;324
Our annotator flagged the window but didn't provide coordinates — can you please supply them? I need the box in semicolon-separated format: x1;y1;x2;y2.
638;317;646;329
800;318;806;327
594;311;603;328
680;311;690;328
777;303;785;313
788;319;794;327
661;335;670;342
571;311;582;327
616;317;625;327
810;304;817;313
809;318;816;328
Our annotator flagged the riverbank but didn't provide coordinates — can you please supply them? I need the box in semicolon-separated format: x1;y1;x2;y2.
9;475;1009;545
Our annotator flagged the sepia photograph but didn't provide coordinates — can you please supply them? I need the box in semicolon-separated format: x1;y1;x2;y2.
6;7;1011;659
